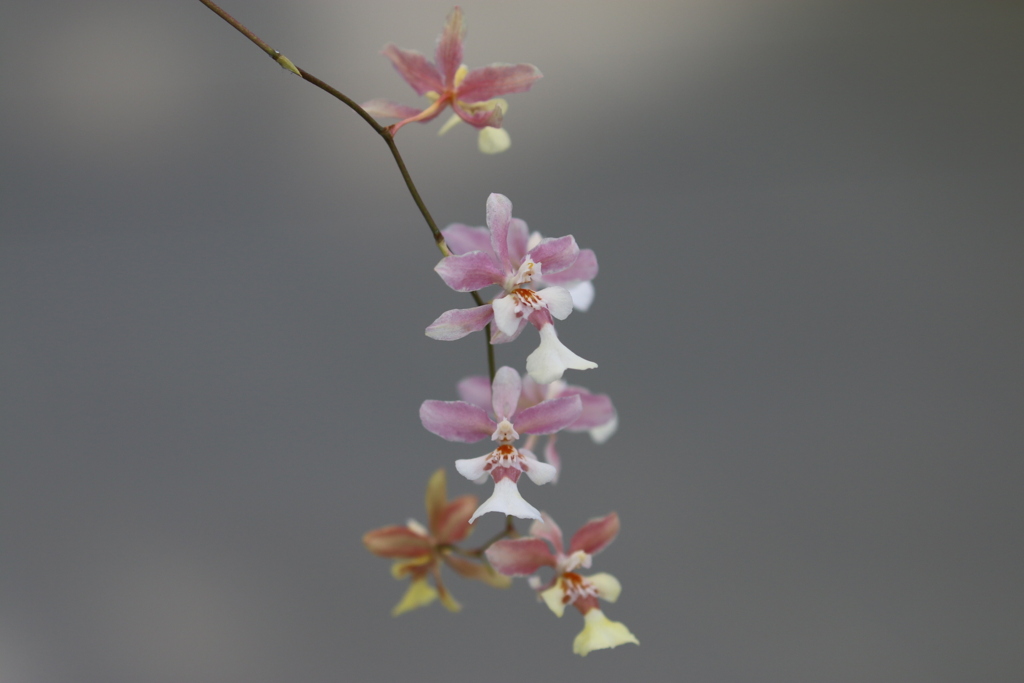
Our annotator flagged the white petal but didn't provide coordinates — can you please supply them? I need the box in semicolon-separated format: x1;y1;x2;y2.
491;294;521;337
588;414;618;444
538;286;573;320
455;454;491;483
568;281;595;312
478;126;511;154
520;449;558;485
526;324;598;385
586;572;622;603
468;478;541;523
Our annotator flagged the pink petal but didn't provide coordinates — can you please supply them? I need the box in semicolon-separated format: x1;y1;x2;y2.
381;44;443;95
513;394;582;435
456;375;491;410
490;366;522;421
425;305;494;341
360;99;425;121
433;495;478;544
434;6;465;87
528;235;579;275
443;554;510;588
562;389;616;431
507;218;530;265
543;436;561;482
442;224;493;256
420;400;494;442
542;248;598;285
435;251;504;292
517;375;546;410
486;193;513;269
569;512;620;556
529;511;565;553
362;526;432;558
485;537;556;575
452;100;504;129
457;63;543;102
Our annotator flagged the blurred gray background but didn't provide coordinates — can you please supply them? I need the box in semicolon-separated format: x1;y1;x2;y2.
2;1;1023;681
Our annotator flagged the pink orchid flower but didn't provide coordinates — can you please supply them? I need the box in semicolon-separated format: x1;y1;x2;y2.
426;193;597;384
419;366;581;522
486;512;639;656
363;469;510;615
444;221;599;312
362;7;542;154
456;373;617;481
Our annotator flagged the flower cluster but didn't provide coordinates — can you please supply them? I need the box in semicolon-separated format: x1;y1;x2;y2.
487;512;638;656
359;8;637;658
363;469;509;614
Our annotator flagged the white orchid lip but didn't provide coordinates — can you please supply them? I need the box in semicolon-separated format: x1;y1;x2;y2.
468;477;542;523
526;323;597;384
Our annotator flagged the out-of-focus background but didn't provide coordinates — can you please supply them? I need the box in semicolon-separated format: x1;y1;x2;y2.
2;1;1022;681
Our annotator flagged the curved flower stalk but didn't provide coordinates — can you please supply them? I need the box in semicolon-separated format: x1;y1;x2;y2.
486;512;638;656
426;193;597;384
456;373;617;480
362;7;542;154
363;469;510;615
420;367;582;522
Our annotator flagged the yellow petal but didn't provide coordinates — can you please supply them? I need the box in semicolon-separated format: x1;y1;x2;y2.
586;572;622;603
540;580;567;617
573;609;639;656
390;554;432;579
437;113;463;136
438;587;463;613
391;577;438;616
425;468;447;530
478;126;511;154
453;64;469;89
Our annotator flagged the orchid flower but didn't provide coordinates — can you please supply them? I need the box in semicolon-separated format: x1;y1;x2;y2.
419;366;581;522
363;469;510;615
426;193;597;384
486;512;638;656
362;7;542;154
444;222;600;312
456;373;617;481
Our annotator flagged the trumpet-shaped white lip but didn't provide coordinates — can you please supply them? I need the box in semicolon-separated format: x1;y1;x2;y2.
526;323;597;384
573;609;639;656
467;478;541;523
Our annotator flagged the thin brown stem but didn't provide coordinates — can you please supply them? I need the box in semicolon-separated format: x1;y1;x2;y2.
197;0;495;359
447;515;519;558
